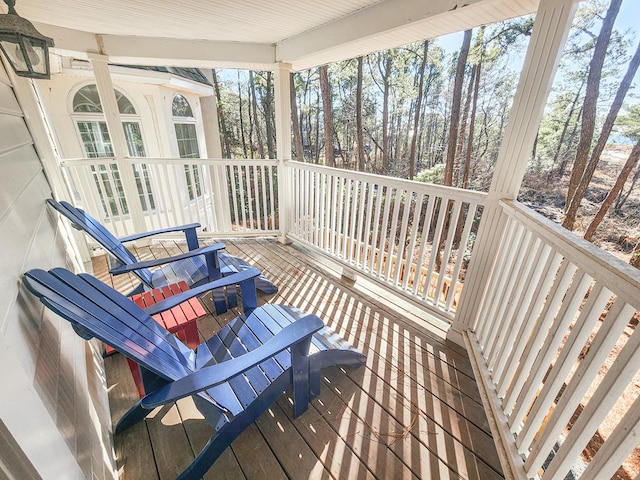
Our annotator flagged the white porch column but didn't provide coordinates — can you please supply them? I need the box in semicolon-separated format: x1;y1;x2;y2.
274;62;293;243
451;0;578;341
89;53;146;233
200;69;232;231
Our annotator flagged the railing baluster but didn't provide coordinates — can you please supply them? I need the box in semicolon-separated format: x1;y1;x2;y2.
329;175;338;255
445;202;476;311
491;235;542;378
384;188;402;282
486;228;534;366
369;183;384;274
348;180;360;263
393;189;413;287
542;325;640;480
336;177;346;257
478;217;521;347
412;195;436;297
523;300;634;476
361;181;375;269
355;180;367;268
259;165;267;230
422;197;447;302
402;192;424;291
376;186;393;278
268;164;276;231
509;270;593;430
503;259;577;415
432;199;462;308
516;283;612;453
495;246;559;397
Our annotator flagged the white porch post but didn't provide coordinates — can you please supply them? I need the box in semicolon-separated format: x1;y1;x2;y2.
274;62;293;243
200;69;232;231
451;0;578;341
89;53;146;233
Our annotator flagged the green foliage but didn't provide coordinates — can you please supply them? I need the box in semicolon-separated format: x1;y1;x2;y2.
617;103;640;142
414;164;445;184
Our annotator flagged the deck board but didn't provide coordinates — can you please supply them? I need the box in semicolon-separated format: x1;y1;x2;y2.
99;238;503;480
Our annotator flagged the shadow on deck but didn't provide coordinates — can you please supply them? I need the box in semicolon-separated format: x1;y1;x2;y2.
94;238;502;480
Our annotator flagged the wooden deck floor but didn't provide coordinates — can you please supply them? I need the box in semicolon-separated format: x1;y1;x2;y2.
93;238;503;480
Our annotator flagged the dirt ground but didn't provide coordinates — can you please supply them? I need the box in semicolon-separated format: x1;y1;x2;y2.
519;146;640;263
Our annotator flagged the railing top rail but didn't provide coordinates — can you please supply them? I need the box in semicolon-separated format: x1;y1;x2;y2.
501;199;640;308
60;157;279;167
288;160;488;204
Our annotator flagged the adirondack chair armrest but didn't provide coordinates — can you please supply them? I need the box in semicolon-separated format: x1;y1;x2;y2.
144;268;261;315
109;243;226;274
140;314;324;410
118;223;201;250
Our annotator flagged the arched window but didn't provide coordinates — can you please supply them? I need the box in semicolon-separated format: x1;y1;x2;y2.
72;84;153;215
172;94;202;199
73;84;137;114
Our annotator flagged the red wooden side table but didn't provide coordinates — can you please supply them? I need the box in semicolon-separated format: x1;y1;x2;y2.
106;281;207;397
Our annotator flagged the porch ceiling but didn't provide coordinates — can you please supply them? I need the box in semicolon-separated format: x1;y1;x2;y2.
12;0;539;71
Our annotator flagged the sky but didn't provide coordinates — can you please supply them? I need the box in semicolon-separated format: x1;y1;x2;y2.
436;0;640;92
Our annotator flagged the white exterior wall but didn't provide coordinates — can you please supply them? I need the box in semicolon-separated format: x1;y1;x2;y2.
0;60;116;478
38;68;210;161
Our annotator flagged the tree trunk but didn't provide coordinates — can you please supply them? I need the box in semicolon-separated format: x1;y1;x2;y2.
381;55;392;173
444;29;472;186
564;34;640;229
584;139;640;241
356;56;366;172
290;73;304;161
563;0;623;229
319;65;334;167
455;60;475;186
237;71;248;158
462;61;481;189
264;72;276;159
615;164;640;211
212;69;232;158
558;106;583;178
409;41;429;179
552;80;584;172
249;71;265;158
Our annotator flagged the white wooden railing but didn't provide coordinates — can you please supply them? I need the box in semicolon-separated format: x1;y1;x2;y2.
60;157;279;239
468;199;640;480
287;161;487;319
61;156;640;479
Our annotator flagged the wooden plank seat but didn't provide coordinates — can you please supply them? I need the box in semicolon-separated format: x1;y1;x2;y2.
23;266;365;480
104;280;207;398
46;198;278;314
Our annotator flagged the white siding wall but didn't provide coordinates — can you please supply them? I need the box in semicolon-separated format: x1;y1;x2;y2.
0;62;116;479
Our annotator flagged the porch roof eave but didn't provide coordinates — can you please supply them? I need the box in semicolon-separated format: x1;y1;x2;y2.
32;0;540;72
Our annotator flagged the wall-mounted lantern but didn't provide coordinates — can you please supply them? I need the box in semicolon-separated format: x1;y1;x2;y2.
0;0;54;79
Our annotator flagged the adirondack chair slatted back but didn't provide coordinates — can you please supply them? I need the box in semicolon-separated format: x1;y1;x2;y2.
23;268;194;380
47;199;154;287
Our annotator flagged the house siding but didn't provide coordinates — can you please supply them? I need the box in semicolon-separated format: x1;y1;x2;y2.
0;61;116;479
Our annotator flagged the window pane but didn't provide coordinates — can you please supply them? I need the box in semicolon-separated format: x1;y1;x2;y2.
73;85;136;114
73;85;102;113
123;122;146;157
77;121;113;158
175;122;201;200
174;123;200;158
172;94;194;117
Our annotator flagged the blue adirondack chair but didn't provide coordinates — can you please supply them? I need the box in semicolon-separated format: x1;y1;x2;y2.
23;267;365;480
46;199;278;306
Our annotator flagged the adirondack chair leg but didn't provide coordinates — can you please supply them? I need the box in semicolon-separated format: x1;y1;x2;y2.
115;399;154;433
291;336;312;418
308;350;367;399
184;375;293;480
